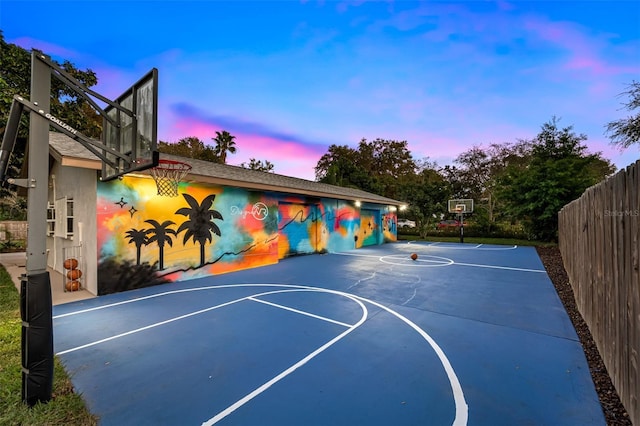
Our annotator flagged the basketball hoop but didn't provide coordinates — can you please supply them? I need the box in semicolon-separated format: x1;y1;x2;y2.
150;159;192;197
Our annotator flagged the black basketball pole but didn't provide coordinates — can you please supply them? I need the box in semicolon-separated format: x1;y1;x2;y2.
459;211;464;244
21;50;54;406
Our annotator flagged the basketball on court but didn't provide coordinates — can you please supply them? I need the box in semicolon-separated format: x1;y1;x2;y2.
411;253;418;261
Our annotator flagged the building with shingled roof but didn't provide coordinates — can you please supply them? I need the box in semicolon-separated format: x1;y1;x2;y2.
47;131;405;296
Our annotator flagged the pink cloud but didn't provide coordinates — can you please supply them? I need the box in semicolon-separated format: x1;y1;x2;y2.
522;15;640;78
8;37;80;62
162;116;325;180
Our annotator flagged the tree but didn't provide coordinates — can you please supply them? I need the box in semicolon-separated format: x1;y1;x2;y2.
397;161;449;237
212;130;237;164
1;33;101;211
158;136;217;162
499;117;615;241
0;33;101;140
450;141;531;227
175;193;223;267
240;158;275;172
606;80;640;149
315;138;417;199
315;144;363;187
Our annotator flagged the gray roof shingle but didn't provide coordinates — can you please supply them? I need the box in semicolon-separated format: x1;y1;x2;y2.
48;131;404;206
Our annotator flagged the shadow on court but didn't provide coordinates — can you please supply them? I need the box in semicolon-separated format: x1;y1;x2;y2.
53;242;605;425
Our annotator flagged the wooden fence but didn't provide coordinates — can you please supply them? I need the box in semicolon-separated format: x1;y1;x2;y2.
559;159;639;425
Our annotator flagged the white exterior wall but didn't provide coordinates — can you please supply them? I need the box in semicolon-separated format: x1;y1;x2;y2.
47;161;98;295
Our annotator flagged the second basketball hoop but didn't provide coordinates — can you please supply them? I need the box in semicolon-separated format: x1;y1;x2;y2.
150;159;192;197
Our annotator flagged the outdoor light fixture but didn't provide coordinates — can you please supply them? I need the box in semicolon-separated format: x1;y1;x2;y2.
355;200;361;207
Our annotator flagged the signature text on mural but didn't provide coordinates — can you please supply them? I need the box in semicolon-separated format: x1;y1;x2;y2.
230;202;269;221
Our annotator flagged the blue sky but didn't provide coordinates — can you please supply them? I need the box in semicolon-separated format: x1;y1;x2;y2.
1;0;639;180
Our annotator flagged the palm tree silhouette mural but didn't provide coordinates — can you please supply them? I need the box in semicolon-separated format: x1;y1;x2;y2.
125;228;149;265
144;219;177;271
175;193;224;267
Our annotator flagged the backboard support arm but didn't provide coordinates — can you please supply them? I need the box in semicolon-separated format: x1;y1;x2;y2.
9;95;129;166
32;50;133;126
0;100;24;183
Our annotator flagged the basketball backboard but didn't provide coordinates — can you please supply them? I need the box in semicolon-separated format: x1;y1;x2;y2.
448;199;474;214
101;68;159;181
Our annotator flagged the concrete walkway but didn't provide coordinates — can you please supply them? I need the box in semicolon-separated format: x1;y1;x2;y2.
0;252;95;305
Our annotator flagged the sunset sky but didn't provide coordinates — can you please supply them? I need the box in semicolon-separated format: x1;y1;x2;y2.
1;0;639;180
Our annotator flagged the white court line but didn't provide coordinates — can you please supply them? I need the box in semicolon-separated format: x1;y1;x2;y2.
349;294;468;426
56;283;468;426
56;295;249;355
202;292;368;425
53;287;215;319
453;262;545;273
53;284;336;319
333;251;382;259
380;254;454;267
424;244;518;250
334;250;544;273
248;296;352;328
56;288;351;355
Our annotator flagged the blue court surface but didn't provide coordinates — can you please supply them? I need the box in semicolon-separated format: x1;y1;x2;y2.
53;242;605;426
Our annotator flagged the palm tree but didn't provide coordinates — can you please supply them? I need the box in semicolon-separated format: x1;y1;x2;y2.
212;130;237;164
125;228;149;265
144;220;176;271
175;193;223;267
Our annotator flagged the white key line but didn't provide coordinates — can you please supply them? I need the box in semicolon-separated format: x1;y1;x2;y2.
248;296;353;328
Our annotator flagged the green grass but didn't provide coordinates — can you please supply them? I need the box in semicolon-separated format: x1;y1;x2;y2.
0;266;97;426
398;234;557;247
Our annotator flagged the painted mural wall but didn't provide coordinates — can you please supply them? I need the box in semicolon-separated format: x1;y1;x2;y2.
96;175;397;294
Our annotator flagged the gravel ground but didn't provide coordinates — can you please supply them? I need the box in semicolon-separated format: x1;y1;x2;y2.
536;246;632;426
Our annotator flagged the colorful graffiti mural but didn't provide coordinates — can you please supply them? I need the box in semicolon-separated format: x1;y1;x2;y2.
96;175;396;294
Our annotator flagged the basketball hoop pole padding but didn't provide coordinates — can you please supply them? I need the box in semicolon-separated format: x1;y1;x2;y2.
150;159;192;197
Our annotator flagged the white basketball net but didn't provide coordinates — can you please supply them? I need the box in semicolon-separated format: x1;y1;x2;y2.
150;160;192;197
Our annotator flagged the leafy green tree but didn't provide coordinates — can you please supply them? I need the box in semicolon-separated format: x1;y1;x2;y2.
0;33;101;139
499;117;615;241
606;80;640;149
158;136;217;162
315;138;416;200
450;141;531;228
1;32;101;210
240;158;275;172
212;130;237;164
397;161;449;237
315;144;364;187
355;138;417;199
175;193;223;267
